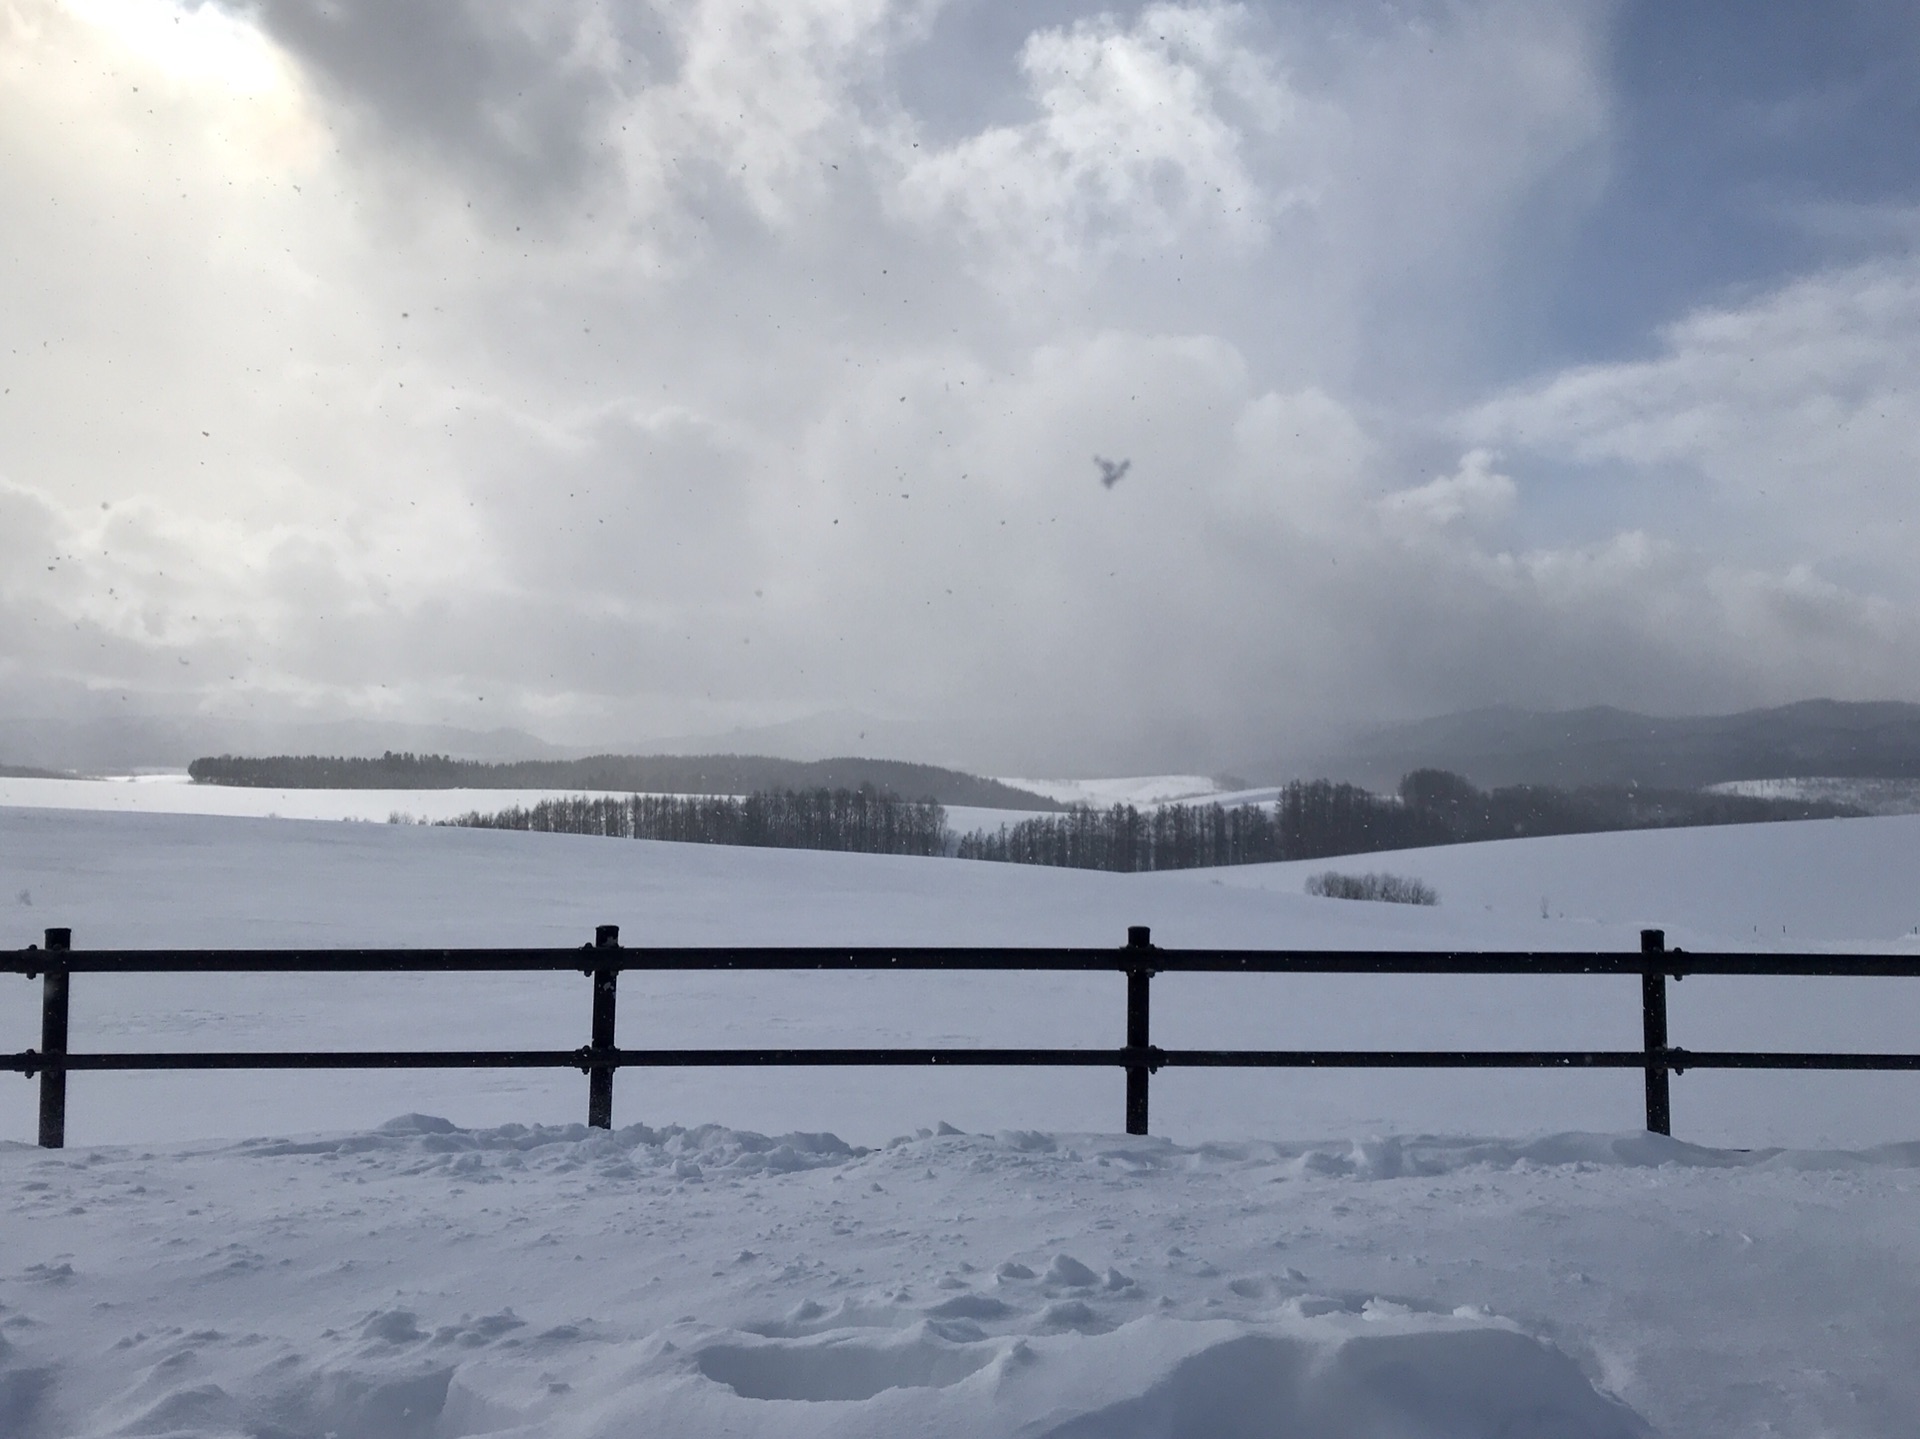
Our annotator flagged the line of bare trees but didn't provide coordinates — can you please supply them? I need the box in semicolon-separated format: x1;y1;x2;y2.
440;786;948;857
435;771;1858;873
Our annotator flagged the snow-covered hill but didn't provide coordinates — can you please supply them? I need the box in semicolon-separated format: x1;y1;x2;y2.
4;805;1919;1435
5;806;1919;1150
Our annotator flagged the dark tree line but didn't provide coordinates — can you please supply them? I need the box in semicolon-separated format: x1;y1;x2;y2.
190;751;1058;810
193;751;472;788
427;769;1857;871
1394;768;1859;842
440;785;950;857
954;780;1435;871
954;771;1859;874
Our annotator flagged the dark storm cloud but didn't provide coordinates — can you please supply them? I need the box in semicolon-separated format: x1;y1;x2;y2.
228;0;649;205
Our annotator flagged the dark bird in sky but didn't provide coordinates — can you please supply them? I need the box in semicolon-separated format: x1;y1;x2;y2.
1094;455;1131;489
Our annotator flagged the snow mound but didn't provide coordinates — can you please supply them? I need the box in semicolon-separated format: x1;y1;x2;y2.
235;1116;867;1178
1065;1129;1920;1178
696;1323;999;1400
1028;1320;1648;1439
9;1319;1641;1439
566;1312;1647;1438
19;1114;1920;1435
220;1116;1920;1194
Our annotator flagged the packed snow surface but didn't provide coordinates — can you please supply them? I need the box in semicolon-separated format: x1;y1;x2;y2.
5;1115;1918;1437
5;804;1920;1434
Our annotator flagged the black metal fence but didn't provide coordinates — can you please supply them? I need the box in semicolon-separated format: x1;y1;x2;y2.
9;925;1920;1149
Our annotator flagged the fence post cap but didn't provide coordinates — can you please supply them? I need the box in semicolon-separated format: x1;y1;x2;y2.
1127;925;1151;949
595;924;620;949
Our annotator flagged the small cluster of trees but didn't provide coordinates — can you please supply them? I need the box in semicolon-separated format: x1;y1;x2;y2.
440;785;949;857
1306;871;1439;905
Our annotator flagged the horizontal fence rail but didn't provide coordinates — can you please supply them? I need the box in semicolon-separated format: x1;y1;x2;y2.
10;925;1920;1148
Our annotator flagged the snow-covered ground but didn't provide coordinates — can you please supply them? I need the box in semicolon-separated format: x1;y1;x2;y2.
7;806;1919;1151
10;1117;1917;1438
995;774;1230;807
0;774;1046;842
4;805;1920;1435
996;774;1345;811
0;774;699;826
1709;774;1920;816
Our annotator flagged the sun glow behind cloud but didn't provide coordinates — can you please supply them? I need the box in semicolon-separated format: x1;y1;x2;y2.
63;0;289;96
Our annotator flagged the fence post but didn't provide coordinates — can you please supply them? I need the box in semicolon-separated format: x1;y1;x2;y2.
588;924;619;1129
1125;925;1153;1136
1641;928;1671;1136
39;927;71;1149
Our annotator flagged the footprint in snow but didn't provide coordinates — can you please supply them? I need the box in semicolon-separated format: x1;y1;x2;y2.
1041;1255;1136;1293
360;1310;426;1345
1032;1299;1114;1334
1044;1255;1099;1288
924;1294;1013;1321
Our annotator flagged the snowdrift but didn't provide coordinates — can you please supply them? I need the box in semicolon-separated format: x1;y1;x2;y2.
5;804;1920;1433
9;1113;1920;1436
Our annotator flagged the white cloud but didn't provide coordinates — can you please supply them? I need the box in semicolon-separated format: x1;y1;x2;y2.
1467;257;1920;586
896;3;1300;268
601;0;915;234
1378;449;1517;532
4;0;1919;770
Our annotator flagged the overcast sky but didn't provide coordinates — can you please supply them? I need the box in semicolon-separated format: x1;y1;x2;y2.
3;0;1918;772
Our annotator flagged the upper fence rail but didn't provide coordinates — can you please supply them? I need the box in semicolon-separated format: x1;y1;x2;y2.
10;925;1920;1150
11;945;1920;977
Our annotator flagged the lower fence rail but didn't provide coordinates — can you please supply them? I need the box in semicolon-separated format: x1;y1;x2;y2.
10;925;1920;1148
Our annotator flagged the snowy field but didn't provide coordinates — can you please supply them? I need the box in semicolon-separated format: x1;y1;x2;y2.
1709;775;1920;816
5;806;1920;1435
0;774;1044;841
0;774;655;826
994;774;1231;807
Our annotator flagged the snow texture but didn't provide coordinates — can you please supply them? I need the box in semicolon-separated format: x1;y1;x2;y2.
4;803;1920;1433
5;1116;1919;1435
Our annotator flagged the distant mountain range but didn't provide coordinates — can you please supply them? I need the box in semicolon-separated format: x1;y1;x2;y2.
1293;700;1920;791
0;706;944;776
0;762;75;779
15;697;1920;799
